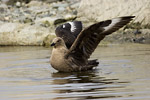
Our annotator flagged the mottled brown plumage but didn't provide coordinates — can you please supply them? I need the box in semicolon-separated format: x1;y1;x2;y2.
50;16;135;72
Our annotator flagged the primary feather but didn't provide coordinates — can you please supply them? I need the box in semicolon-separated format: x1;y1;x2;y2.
50;16;135;72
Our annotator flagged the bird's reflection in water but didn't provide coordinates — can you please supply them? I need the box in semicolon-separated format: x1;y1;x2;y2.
51;70;130;100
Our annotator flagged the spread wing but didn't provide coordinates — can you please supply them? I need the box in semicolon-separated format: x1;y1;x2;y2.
68;21;83;37
55;21;83;48
66;16;135;63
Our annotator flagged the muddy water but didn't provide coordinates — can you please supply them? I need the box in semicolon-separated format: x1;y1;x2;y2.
0;44;150;100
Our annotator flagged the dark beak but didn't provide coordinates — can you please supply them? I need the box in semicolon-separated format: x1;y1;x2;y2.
50;42;55;46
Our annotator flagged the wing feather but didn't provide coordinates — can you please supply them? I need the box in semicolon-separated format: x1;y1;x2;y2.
66;16;135;63
55;21;83;48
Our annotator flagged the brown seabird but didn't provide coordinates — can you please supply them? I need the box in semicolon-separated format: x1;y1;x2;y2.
50;16;135;72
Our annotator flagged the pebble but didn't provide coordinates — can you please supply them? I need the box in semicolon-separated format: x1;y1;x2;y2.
0;0;79;25
0;0;80;46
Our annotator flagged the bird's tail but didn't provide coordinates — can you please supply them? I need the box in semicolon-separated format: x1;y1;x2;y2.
80;59;99;71
88;59;99;66
86;59;99;70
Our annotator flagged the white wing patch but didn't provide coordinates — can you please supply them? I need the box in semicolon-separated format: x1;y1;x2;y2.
104;18;121;31
68;22;76;32
63;24;65;28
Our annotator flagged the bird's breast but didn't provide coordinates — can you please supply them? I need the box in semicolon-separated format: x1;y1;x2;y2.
50;48;73;72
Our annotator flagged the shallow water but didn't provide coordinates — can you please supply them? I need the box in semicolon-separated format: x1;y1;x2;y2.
0;44;150;100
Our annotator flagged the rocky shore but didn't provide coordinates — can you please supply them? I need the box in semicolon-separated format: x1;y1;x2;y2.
77;0;150;44
0;0;149;46
0;0;79;46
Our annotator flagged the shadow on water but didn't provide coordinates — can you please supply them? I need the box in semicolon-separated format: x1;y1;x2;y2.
51;71;129;100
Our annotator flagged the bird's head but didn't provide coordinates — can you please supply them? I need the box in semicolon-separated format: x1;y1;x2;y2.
50;37;65;48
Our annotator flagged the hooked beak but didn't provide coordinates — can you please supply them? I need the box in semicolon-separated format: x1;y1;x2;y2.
50;42;55;46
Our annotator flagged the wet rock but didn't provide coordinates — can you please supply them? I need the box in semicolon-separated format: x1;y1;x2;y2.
58;6;65;12
64;14;77;21
23;17;33;23
103;29;150;44
0;22;19;33
133;29;142;35
133;37;146;43
35;15;77;26
70;2;80;9
44;0;63;3
52;3;68;9
78;0;150;25
16;1;21;7
26;0;43;7
2;0;31;5
35;17;63;26
35;17;54;25
0;22;53;45
43;34;56;47
0;3;7;13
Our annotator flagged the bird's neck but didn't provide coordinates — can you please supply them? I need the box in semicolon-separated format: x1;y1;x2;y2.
54;45;68;51
54;44;68;49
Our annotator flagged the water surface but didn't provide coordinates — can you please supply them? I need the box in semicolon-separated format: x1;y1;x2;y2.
0;44;150;100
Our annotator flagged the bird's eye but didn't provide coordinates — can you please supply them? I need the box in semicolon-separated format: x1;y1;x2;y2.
57;40;61;42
